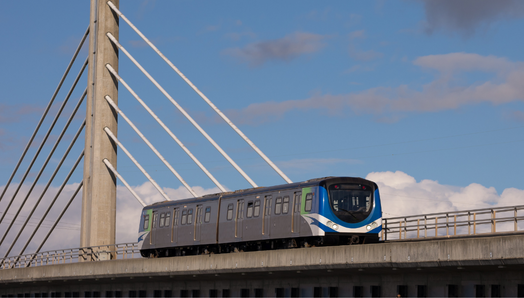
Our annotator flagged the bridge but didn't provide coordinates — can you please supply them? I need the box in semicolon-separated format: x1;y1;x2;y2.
1;1;523;297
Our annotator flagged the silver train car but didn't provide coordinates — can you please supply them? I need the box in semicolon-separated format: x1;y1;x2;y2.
137;177;382;257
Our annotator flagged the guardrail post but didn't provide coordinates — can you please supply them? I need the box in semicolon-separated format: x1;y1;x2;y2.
424;216;427;238
468;212;471;235
446;214;449;236
417;219;420;238
404;218;407;239
454;215;457;236
435;217;438;237
473;213;477;234
515;207;518;232
491;209;496;233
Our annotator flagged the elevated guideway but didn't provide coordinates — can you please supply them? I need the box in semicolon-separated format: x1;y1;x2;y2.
1;233;524;297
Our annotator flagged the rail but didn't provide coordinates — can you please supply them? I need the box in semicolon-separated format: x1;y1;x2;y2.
0;242;140;269
382;205;524;241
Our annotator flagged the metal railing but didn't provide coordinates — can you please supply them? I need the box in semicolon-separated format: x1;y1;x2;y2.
382;205;524;241
3;206;524;268
0;242;140;269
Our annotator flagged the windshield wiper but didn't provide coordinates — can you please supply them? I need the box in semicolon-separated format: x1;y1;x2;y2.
338;207;358;219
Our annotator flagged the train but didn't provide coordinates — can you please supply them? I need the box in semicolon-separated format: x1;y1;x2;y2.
137;176;382;257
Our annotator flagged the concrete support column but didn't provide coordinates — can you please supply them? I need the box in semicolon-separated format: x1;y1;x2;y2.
81;0;119;259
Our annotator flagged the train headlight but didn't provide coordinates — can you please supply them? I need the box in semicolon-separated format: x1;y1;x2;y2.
372;222;378;228
326;221;339;230
366;225;372;231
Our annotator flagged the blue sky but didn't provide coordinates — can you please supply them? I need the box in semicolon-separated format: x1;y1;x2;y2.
0;1;524;250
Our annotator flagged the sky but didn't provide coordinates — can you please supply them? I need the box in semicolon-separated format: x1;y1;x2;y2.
0;0;523;255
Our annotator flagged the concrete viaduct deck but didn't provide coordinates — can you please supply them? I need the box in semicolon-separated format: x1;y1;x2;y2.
1;233;524;297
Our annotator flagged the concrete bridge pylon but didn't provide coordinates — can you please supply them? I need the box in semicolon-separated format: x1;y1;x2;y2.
80;0;120;259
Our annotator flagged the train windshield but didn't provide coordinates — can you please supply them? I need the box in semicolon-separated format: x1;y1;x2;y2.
328;184;373;223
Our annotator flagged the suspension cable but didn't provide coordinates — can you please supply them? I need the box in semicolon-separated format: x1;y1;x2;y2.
105;95;197;198
5;135;85;259
0;97;86;247
105;35;258;189
104;64;227;193
24;181;84;267
0;26;90;206
106;2;292;184
0;58;88;226
104;127;171;202
103;159;146;207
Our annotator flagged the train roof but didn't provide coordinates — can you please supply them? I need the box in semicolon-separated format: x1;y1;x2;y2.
143;176;372;209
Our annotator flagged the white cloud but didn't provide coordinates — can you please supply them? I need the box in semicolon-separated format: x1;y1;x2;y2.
413;52;516;75
366;170;523;218
2;172;522;257
224;53;524;124
0;182;221;258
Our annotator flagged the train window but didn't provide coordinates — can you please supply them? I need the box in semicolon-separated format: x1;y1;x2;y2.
236;200;244;220
294;193;301;213
153;213;158;228
254;200;261;217
305;193;313;212
329;184;373;223
143;214;149;230
165;212;171;227
204;207;211;223
159;213;165;227
181;210;187;225
282;196;290;214
246;201;254;218
188;209;193;224
173;209;179;226
227;204;234;220
275;197;282;215
265;196;272;216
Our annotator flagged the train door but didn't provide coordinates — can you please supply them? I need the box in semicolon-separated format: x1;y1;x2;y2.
263;195;272;237
194;205;203;242
235;199;244;239
171;208;179;244
150;211;158;246
292;192;301;234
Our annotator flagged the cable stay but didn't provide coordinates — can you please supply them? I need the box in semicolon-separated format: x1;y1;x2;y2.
0;92;87;248
22;181;84;268
3;121;85;259
0;58;88;227
104;127;171;202
14;150;84;259
104;95;197;198
104;64;227;193
105;34;258;189
0;25;90;206
106;1;292;185
103;159;146;207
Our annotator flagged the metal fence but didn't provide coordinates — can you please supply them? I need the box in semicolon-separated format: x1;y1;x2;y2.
0;242;140;269
382;205;524;241
3;205;524;269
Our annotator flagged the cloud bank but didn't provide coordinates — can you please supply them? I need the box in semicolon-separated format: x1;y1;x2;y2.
0;182;221;258
1;171;522;256
225;52;524;124
367;170;524;217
